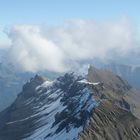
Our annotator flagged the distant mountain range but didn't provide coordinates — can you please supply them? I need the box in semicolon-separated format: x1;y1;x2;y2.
0;61;140;112
0;62;33;111
0;65;140;140
104;63;140;90
0;62;61;112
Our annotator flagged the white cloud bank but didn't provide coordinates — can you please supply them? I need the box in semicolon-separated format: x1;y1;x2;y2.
7;25;66;72
3;18;140;72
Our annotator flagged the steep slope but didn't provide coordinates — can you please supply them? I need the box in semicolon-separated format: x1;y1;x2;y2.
87;65;140;119
0;62;61;112
0;73;99;140
0;67;140;140
78;65;140;140
79;101;140;140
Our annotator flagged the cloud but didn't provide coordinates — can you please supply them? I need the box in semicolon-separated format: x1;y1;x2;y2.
45;18;137;60
6;25;67;72
3;18;140;73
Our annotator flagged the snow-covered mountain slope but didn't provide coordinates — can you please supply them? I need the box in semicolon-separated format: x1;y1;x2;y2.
0;67;140;140
0;73;99;140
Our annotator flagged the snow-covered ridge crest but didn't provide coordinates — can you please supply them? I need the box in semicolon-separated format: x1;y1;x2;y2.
35;80;53;92
24;73;99;140
1;72;100;140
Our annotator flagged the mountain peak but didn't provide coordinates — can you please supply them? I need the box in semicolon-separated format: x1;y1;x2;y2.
0;72;100;140
87;65;131;95
21;74;47;98
0;69;140;140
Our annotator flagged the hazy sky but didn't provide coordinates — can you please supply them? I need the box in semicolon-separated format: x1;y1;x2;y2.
0;0;140;44
0;0;140;72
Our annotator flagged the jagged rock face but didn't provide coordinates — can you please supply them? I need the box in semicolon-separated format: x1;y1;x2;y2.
0;73;99;140
78;65;140;140
87;65;131;95
0;67;140;140
21;74;46;98
87;65;140;119
79;101;140;140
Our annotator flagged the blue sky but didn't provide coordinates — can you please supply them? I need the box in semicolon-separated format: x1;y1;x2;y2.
0;0;139;25
0;0;140;45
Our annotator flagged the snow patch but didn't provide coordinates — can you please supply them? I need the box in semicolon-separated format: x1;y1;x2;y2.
78;79;100;86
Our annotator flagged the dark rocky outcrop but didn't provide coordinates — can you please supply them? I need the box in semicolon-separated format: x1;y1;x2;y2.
21;74;46;98
0;73;99;140
0;67;140;140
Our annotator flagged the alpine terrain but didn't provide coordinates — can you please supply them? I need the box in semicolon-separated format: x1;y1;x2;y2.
0;66;140;140
0;62;60;112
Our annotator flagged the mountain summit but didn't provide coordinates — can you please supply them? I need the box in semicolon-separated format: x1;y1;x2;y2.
0;67;140;140
0;73;100;140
